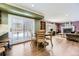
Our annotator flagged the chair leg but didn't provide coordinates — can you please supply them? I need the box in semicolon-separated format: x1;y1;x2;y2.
2;51;6;56
37;42;41;50
7;42;11;49
50;39;53;48
43;42;46;49
37;42;39;49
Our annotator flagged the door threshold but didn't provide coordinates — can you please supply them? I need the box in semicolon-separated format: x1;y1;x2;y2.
11;40;35;46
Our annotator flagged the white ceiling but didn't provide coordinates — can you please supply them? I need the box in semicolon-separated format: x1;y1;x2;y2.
8;3;79;23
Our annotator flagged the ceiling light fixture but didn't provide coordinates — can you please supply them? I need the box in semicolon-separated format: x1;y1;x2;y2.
32;4;34;7
65;14;68;17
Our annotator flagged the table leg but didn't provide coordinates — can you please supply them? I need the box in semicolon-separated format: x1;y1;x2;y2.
7;41;11;49
50;39;53;48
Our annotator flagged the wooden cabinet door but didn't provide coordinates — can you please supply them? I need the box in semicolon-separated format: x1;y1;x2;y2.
40;21;46;30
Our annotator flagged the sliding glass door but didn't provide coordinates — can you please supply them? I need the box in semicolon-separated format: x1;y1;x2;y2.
8;14;35;45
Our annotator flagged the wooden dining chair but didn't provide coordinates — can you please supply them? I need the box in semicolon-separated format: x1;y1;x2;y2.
36;30;46;49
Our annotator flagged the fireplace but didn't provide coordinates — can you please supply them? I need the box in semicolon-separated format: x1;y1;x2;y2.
61;22;75;33
61;26;75;33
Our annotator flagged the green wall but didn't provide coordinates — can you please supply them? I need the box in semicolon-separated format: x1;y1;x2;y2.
1;11;8;24
35;20;41;32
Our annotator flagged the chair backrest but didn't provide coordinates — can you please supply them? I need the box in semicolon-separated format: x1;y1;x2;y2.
36;30;45;42
46;31;53;40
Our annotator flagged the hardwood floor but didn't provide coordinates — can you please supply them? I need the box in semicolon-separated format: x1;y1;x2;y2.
6;35;79;56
